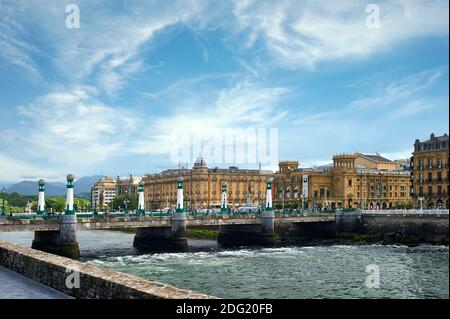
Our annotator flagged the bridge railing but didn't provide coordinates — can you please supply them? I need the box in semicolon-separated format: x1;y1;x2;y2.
362;209;449;215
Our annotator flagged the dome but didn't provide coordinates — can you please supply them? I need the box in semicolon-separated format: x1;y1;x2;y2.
38;179;45;185
193;157;207;168
67;174;75;182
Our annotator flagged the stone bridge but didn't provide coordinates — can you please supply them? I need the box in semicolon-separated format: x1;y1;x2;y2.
0;213;336;259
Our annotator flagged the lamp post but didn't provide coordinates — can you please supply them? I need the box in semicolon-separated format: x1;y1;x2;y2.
1;187;5;216
418;196;424;210
124;198;129;215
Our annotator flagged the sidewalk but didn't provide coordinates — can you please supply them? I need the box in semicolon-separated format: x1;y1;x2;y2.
0;266;72;299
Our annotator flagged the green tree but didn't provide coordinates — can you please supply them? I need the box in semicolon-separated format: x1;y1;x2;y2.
45;198;66;212
112;195;137;211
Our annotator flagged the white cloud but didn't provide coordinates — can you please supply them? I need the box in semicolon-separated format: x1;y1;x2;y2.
14;87;140;165
0;153;58;182
0;1;41;79
231;0;449;68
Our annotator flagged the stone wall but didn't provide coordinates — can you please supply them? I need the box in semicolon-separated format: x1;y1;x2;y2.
360;213;449;244
0;241;216;299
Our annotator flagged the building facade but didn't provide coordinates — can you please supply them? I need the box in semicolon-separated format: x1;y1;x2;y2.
142;158;273;210
410;133;449;209
90;177;117;211
116;175;142;198
274;154;411;210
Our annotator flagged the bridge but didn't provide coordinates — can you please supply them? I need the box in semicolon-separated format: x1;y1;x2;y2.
2;175;447;259
0;175;339;258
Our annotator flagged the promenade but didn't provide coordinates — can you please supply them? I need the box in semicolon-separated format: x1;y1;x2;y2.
0;265;71;299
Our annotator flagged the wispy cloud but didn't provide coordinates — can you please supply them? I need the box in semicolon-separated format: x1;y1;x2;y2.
0;1;41;80
231;0;449;69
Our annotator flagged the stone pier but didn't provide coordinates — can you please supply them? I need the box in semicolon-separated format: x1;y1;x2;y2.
217;177;276;247
32;215;80;259
31;175;80;259
133;177;188;252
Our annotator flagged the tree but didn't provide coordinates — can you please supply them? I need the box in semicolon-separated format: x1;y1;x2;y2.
112;195;137;211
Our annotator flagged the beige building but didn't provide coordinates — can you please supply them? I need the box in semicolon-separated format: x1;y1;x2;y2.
142;158;273;210
91;177;117;211
411;133;449;209
274;153;411;210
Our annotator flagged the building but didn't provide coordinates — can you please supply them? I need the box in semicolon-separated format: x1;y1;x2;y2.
274;153;411;210
355;153;397;171
410;133;449;209
90;177;117;211
394;158;411;171
116;175;142;198
142;157;273;210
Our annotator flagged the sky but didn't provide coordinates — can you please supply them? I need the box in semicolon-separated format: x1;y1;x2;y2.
0;0;449;183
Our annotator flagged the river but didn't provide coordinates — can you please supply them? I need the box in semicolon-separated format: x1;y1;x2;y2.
0;230;448;299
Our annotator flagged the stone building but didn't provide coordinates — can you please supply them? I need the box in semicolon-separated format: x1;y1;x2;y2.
274;153;411;210
116;175;142;198
142;157;273;210
410;133;449;209
90;177;117;211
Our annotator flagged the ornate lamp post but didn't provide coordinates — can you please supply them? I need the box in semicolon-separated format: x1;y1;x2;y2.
418;196;424;210
123;198;129;214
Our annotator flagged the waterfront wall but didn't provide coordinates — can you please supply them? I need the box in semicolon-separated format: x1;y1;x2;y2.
0;241;215;299
335;210;449;245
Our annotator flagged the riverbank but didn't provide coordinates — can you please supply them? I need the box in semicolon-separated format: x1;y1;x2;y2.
107;227;448;246
108;227;219;240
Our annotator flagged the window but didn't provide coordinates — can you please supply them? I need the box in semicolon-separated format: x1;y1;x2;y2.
428;172;432;182
428;186;433;196
438;172;442;182
348;179;352;186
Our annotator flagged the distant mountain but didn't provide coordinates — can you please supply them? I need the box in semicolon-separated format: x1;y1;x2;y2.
5;175;103;197
73;175;103;194
7;181;66;196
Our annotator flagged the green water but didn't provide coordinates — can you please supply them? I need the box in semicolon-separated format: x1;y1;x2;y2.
1;231;448;298
86;243;449;299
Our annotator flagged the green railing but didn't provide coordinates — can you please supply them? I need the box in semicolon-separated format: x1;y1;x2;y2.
5;209;338;221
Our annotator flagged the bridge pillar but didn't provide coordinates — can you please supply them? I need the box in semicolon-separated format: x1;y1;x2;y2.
32;174;80;259
218;177;276;247
133;177;188;252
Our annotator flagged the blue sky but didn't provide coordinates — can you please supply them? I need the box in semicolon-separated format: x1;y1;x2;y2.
0;0;448;182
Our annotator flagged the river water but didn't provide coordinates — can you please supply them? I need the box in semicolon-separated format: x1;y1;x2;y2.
0;230;448;299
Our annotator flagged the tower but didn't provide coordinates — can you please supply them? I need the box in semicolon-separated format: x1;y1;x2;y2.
138;181;145;214
176;176;184;212
65;174;75;215
265;177;273;211
221;181;228;212
37;179;45;214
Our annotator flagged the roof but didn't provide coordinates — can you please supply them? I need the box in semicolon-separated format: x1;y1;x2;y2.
193;157;207;167
359;153;393;163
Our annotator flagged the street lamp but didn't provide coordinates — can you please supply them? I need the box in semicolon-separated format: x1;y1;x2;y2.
1;187;5;216
123;198;129;214
418;196;424;210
